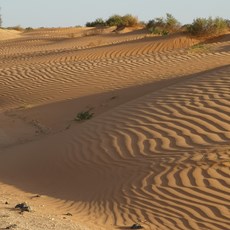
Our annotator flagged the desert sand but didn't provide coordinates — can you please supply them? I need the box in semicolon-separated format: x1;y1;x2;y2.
0;27;230;230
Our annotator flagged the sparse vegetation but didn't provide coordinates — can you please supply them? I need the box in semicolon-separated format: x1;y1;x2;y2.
86;14;139;29
106;14;123;27
6;25;24;31
106;14;139;28
187;17;228;36
146;13;180;35
191;44;205;49
86;18;106;27
85;14;229;38
74;110;94;121
188;43;210;53
117;14;139;27
25;27;33;31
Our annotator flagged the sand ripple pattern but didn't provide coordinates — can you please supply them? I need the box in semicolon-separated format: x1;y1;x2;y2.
0;32;230;230
0;34;230;111
53;65;230;229
1;66;229;229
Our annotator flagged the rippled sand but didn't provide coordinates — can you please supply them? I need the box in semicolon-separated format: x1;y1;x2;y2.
0;28;230;230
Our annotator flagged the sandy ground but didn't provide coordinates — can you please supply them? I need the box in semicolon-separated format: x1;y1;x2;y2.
0;29;22;41
0;27;230;230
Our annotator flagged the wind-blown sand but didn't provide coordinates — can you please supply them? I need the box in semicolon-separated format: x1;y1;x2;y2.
0;28;230;230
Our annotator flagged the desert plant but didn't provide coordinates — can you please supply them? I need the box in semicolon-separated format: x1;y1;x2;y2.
148;27;169;36
7;25;24;31
106;14;139;28
86;14;139;29
147;13;180;35
162;30;169;36
165;13;179;29
188;43;210;53
106;14;123;27
187;17;228;36
148;27;161;35
86;18;106;27
74;110;94;121
121;14;139;27
25;27;33;31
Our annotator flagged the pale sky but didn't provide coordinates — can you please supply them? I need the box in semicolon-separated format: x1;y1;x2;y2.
0;0;229;28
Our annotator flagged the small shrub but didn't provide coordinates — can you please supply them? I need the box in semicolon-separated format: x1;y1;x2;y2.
121;14;139;27
7;25;24;31
146;13;180;35
74;111;94;121
106;14;123;27
86;14;139;29
106;14;139;28
162;30;169;36
191;44;205;49
187;17;228;36
86;18;106;27
165;13;179;29
189;43;210;53
148;27;169;36
25;27;33;31
148;27;161;35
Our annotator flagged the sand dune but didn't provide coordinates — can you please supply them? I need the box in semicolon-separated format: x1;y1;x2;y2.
1;32;229;111
0;28;230;229
0;28;22;40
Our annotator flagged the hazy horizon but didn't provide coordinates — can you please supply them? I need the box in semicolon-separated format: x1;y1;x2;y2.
1;0;230;28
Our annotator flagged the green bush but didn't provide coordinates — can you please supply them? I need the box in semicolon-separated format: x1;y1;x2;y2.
74;111;94;121
86;14;139;28
162;30;169;36
146;13;180;34
187;17;228;36
86;18;106;27
106;14;123;27
25;27;33;31
121;14;139;27
106;14;139;28
148;27;161;35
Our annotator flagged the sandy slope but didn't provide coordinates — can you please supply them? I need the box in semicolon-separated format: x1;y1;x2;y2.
0;29;22;41
0;28;230;229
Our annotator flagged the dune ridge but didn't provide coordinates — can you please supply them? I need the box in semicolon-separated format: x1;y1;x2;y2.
1;32;230;111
